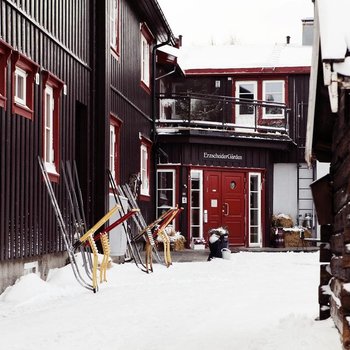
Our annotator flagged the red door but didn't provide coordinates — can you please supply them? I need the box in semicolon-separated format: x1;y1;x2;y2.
204;171;246;246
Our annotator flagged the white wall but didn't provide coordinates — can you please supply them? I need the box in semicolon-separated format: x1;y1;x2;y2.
273;164;298;224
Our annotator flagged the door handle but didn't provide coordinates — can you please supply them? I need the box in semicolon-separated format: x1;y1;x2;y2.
203;210;208;223
223;202;229;216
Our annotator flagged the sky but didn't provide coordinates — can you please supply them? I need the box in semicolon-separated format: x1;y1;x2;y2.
157;0;314;46
0;251;341;349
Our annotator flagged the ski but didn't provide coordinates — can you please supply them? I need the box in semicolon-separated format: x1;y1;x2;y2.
61;161;93;280
108;170;149;273
38;157;95;292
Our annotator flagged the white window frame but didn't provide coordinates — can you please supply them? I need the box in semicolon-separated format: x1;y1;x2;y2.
235;81;257;115
109;125;116;180
262;80;285;119
190;169;203;239
110;0;119;50
140;143;149;196
44;85;56;173
141;33;150;87
14;66;27;106
249;172;262;248
156;169;176;223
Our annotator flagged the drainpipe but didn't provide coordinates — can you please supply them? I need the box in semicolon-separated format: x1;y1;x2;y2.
151;32;172;217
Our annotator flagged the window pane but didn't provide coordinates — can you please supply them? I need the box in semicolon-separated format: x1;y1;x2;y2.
264;81;283;116
191;191;200;207
157;170;175;217
158;171;173;189
250;192;258;208
250;175;258;191
239;104;254;115
250;209;258;225
158;189;173;207
239;84;254;95
17;75;24;100
191;208;200;226
250;226;258;243
191;178;200;190
191;226;200;238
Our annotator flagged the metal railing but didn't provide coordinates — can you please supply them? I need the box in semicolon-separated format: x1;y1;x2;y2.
156;92;290;136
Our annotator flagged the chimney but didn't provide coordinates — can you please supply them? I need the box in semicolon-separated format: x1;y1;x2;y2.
286;36;291;44
302;18;314;45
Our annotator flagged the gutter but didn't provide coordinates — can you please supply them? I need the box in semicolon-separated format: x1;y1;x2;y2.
151;32;172;217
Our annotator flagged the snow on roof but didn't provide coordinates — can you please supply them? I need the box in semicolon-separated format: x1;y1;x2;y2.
177;44;311;71
158;43;312;72
317;0;350;62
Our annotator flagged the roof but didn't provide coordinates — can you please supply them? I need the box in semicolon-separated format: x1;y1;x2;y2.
318;0;350;64
130;0;177;45
179;44;312;71
158;43;312;74
305;0;350;164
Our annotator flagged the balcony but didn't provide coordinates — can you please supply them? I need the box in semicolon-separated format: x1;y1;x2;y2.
156;93;292;141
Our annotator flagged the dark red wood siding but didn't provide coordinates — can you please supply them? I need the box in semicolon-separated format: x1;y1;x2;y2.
0;0;92;260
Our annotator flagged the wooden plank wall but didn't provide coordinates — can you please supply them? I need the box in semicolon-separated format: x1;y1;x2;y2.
108;0;155;223
325;89;350;348
0;0;91;260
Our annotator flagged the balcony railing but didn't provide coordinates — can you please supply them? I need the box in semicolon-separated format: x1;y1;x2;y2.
156;92;290;136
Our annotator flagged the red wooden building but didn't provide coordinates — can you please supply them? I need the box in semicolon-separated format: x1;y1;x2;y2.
0;0;178;292
155;41;313;248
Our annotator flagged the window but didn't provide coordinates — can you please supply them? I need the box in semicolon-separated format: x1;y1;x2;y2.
14;67;27;106
235;81;257;130
249;172;262;247
140;137;152;197
109;115;122;184
263;80;284;119
11;51;39;120
0;39;12;110
44;86;54;165
140;23;154;91
110;0;120;55
157;169;176;219
190;170;203;239
42;71;64;182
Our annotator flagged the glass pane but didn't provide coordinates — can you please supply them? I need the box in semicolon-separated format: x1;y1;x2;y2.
191;171;200;180
266;106;283;115
158;189;173;207
239;84;254;94
158;207;171;217
158;171;173;189
191;226;200;238
250;210;258;225
250;226;258;243
191;179;200;190
239;104;254;115
250;175;258;191
191;209;200;225
17;76;24;100
191;191;200;207
265;81;283;94
250;192;258;208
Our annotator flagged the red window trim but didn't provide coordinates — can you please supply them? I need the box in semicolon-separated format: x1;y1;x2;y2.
139;135;152;201
140;22;154;43
11;51;39;120
42;70;64;183
110;114;122;186
0;39;12;110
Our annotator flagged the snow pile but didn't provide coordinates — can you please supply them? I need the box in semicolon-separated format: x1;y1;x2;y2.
0;252;341;350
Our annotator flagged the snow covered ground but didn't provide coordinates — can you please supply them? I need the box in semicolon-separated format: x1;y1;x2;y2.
0;251;342;350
